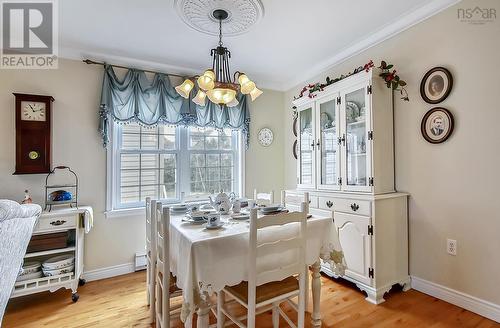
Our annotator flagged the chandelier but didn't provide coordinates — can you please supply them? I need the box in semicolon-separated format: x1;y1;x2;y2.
175;9;262;107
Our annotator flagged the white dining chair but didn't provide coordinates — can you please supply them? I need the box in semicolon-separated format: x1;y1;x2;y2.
253;189;274;206
217;202;308;328
281;191;310;214
155;202;182;327
146;197;157;322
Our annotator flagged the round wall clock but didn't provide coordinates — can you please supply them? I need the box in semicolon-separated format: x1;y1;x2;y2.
257;128;274;147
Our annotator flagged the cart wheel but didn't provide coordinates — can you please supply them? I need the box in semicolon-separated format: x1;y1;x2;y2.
72;293;79;302
78;278;86;286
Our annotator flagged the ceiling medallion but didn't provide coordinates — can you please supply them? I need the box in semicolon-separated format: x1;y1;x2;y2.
175;9;263;107
174;0;264;36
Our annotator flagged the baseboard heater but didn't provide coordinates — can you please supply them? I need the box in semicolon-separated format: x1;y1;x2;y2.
135;252;147;271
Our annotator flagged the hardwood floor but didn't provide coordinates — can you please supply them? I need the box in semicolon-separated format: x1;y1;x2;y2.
4;271;498;328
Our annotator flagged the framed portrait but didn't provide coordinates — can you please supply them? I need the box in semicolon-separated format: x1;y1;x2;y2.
421;107;454;144
420;67;453;104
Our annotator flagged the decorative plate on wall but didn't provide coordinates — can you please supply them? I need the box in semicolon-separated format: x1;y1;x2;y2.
421;107;454;144
257;127;273;147
420;67;453;104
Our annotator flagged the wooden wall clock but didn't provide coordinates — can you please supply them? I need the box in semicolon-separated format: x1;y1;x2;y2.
13;93;54;174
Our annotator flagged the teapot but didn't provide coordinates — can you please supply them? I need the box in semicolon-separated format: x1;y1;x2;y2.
209;190;231;214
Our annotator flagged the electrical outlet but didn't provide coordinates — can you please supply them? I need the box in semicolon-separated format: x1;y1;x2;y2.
447;239;457;256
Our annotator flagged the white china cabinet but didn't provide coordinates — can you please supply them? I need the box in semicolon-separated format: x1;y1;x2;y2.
290;69;409;304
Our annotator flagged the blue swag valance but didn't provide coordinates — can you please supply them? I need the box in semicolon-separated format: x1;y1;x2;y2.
98;65;250;148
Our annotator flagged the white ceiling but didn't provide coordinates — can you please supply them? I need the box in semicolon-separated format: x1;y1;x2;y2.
60;0;459;91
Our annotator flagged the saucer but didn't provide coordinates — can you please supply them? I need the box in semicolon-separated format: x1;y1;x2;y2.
205;222;224;230
183;216;207;224
231;214;249;220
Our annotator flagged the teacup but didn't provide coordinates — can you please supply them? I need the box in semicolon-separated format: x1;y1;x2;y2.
206;213;221;227
247;199;256;209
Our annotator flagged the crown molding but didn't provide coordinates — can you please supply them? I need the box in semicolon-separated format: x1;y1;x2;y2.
281;0;462;92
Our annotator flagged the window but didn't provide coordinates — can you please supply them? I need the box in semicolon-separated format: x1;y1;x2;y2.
108;122;243;210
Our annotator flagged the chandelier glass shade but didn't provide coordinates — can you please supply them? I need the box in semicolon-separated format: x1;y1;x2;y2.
175;9;262;106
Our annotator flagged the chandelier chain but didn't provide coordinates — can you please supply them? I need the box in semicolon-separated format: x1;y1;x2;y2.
218;18;223;46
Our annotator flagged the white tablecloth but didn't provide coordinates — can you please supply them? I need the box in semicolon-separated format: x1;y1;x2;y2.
169;211;345;327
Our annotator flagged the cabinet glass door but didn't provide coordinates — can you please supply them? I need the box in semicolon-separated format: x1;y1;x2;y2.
298;106;315;188
316;95;340;190
342;84;372;192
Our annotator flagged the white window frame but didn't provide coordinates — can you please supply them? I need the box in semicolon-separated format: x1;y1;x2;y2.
105;122;245;217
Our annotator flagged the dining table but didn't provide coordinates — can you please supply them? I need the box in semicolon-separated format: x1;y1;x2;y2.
168;207;346;328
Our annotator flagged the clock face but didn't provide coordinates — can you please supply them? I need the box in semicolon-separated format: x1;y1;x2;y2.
258;128;274;147
21;101;46;121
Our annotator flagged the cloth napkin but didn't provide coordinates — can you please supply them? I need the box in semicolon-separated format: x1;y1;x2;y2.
78;206;94;233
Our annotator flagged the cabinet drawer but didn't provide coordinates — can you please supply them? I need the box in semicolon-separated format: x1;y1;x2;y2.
335;199;371;216
35;215;77;232
318;196;337;211
318;197;371;216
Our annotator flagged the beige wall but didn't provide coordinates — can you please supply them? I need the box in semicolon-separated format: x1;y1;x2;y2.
284;0;500;305
0;58;285;271
244;89;285;197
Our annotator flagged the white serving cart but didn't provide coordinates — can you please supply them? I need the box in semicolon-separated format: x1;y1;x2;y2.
10;207;92;302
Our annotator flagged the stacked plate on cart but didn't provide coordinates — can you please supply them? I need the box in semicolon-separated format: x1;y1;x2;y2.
17;261;43;281
42;254;75;277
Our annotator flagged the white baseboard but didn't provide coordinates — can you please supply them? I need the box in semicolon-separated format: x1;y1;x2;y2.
82;262;136;282
411;276;500;323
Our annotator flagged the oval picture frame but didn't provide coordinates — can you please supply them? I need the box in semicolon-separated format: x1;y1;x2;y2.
292;117;298;137
421;107;454;144
420;67;453;104
293;140;298;159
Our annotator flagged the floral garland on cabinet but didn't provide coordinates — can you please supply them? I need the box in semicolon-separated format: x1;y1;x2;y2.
294;60;409;101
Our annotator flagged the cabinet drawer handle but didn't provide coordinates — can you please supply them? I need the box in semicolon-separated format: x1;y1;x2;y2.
350;203;360;212
326;201;333;208
50;220;66;226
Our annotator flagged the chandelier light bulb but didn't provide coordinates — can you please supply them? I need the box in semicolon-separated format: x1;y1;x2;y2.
175;79;194;99
222;90;236;104
206;89;219;103
238;73;250;85
213;89;222;101
193;90;207;106
240;80;256;95
249;87;263;101
197;69;215;91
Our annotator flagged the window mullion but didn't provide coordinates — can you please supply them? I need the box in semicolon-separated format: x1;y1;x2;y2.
179;126;189;200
